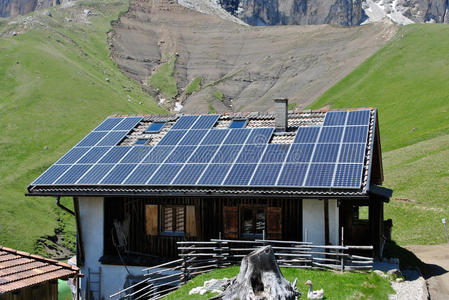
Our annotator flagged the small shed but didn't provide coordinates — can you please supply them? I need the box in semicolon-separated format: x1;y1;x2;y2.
27;100;392;299
0;246;79;300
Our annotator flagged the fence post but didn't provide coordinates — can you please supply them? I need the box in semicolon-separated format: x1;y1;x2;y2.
181;246;188;284
340;227;344;272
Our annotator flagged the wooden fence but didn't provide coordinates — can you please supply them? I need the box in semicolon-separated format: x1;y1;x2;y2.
110;238;373;300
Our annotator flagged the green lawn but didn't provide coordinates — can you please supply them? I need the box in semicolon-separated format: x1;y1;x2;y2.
0;0;164;255
164;266;393;300
309;24;449;245
185;77;201;95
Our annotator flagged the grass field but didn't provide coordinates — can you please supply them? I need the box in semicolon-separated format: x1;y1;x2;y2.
0;0;164;255
164;266;393;300
148;55;178;99
309;24;449;245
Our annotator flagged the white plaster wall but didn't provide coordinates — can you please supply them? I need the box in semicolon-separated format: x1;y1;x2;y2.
101;265;149;299
302;199;325;245
78;197;104;300
328;199;339;245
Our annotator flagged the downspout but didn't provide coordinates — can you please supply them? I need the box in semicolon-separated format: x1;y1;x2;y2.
56;196;75;216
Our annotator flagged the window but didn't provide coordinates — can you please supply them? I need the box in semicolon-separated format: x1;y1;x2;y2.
161;206;185;235
353;205;369;224
145;122;166;133
240;207;265;238
135;138;150;145
229;119;247;129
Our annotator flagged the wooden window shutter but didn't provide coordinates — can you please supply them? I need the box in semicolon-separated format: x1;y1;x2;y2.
145;205;158;235
223;206;239;239
186;205;197;237
266;207;282;239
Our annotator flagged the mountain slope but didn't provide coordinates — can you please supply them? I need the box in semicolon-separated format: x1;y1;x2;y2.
309;24;449;245
0;0;164;255
110;0;397;113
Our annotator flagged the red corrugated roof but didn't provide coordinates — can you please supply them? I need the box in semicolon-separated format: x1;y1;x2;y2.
0;246;78;294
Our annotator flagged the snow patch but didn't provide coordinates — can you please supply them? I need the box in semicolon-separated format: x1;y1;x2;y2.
174;102;184;112
362;0;414;25
177;0;247;26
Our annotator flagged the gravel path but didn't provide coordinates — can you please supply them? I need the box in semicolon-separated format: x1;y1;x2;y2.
389;269;428;300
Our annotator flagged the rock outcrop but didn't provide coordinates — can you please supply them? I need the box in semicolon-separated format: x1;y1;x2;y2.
219;0;366;26
0;0;58;17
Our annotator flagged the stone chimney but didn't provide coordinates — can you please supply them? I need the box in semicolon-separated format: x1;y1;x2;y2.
274;98;288;132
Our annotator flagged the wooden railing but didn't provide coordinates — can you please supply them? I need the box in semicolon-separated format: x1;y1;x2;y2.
110;239;373;299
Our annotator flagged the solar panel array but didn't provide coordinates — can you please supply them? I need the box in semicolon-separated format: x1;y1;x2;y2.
32;110;372;189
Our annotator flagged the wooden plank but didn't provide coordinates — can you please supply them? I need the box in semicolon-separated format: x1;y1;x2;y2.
223;206;239;239
145;205;158;236
186;205;197;237
266;207;282;240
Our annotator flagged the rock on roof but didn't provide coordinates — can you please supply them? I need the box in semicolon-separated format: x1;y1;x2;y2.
0;246;79;295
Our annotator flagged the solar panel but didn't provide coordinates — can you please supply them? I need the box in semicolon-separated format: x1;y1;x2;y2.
112;117;142;131
261;144;290;163
77;164;113;184
212;145;242;163
236;145;266;163
121;146;153;163
178;129;209;145
347;110;370;125
343;126;369;143
123;164;160;185
56;147;90;164
148;164;183;184
94;117;123;131
54;165;93;185
246;128;274;144
223;129;251;144
145;122;166;133
318;127;344;143
250;164;282;186
223;164;257;186
158;130;188;146
312;144;340;163
32;164;71;185
142;146;175;163
286;144;314;163
165;146;197;163
100;164;138;184
99;147;132;164
277;163;308;186
333;164;363;188
77;132;107;147
191;115;219;129
229;119;247;129
188;145;220;163
198;164;232;185
293;127;321;143
201;129;229;145
78;147;111;164
323;111;347;126
304;163;335;187
339;144;365;163
171;115;199;130
96;131;128;146
173;164;207;185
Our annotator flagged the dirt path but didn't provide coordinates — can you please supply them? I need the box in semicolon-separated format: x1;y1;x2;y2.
405;244;449;300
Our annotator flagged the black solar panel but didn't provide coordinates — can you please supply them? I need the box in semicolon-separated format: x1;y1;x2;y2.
305;163;335;187
198;164;231;185
171;115;199;130
224;164;257;186
31;110;373;190
250;163;282;186
173;164;207;185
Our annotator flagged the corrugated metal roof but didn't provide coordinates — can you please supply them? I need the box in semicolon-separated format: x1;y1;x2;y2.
0;246;78;294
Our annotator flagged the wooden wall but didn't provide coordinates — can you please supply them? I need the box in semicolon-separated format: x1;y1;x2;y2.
0;280;58;300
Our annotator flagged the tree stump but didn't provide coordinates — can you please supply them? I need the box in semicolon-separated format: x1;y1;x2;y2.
211;245;300;300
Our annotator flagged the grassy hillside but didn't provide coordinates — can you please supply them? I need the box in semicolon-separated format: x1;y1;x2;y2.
0;0;164;255
310;24;449;245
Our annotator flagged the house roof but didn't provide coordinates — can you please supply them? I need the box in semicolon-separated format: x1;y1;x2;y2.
0;246;79;294
27;108;383;198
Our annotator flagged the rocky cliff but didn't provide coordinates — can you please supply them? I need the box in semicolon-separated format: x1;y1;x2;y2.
217;0;449;25
0;0;58;17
